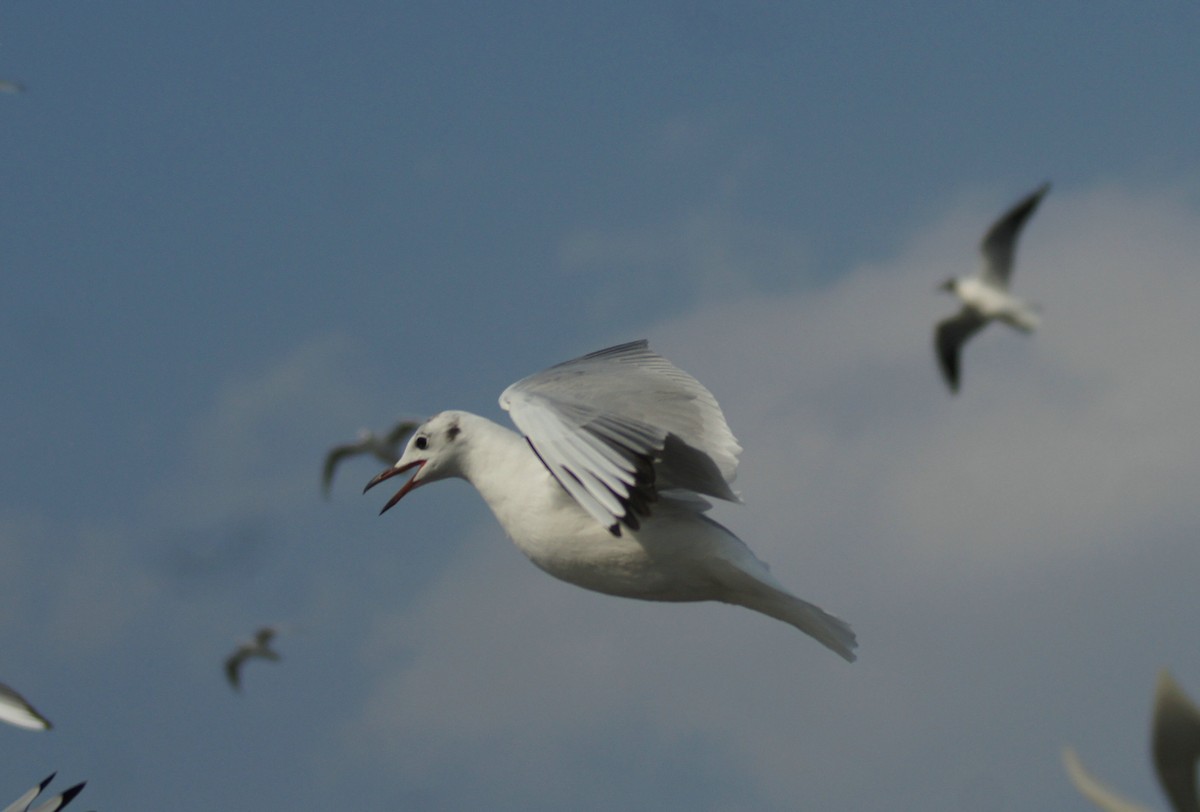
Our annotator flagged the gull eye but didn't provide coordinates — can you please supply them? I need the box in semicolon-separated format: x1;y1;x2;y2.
414;436;428;450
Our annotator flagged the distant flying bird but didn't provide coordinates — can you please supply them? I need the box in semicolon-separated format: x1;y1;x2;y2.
322;421;417;496
224;626;281;691
2;773;87;812
0;682;51;731
0;80;23;94
1063;670;1200;812
364;340;857;661
934;182;1049;393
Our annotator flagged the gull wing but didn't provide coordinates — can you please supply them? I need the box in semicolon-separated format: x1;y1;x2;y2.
934;308;988;393
383;421;418;447
321;443;362;495
1152;670;1200;812
0;682;51;731
979;182;1049;289
224;648;249;690
27;782;85;812
2;775;54;812
3;775;86;812
1062;748;1153;812
500;340;742;534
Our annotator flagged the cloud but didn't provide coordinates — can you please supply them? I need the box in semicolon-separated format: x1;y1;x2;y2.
338;182;1200;810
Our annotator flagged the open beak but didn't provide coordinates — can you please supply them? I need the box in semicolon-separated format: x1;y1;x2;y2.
363;460;424;515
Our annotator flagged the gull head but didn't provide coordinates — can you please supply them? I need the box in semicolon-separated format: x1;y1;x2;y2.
363;411;465;514
937;277;958;294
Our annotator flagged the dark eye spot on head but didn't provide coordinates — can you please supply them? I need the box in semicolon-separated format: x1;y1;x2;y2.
414;435;428;450
447;424;461;441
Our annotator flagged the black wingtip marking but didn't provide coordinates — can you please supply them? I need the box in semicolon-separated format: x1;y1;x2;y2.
58;782;87;807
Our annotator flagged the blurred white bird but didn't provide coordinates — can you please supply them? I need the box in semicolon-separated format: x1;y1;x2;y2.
1064;670;1200;812
0;682;51;731
935;182;1049;392
2;773;86;812
223;626;282;691
322;421;417;496
365;340;857;661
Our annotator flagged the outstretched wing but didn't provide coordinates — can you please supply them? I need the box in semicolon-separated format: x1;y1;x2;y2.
321;443;362;495
934;308;988;393
1061;748;1151;812
383;421;418;447
500;340;741;535
0;682;51;731
27;781;86;812
1152;670;1200;812
979;182;1049;289
2;774;87;812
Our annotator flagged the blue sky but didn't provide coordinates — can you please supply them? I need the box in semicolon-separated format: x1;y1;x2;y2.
3;2;1200;810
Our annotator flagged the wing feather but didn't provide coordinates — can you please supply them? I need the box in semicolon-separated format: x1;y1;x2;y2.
979;182;1049;288
501;341;741;532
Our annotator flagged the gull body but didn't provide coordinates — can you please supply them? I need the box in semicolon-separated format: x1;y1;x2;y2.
935;182;1049;392
366;341;856;661
1064;670;1200;812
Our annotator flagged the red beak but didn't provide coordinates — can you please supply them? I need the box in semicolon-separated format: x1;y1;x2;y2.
363;460;424;515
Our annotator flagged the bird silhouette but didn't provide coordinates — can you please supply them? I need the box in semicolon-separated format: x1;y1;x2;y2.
934;182;1049;392
322;421;417;496
223;626;282;691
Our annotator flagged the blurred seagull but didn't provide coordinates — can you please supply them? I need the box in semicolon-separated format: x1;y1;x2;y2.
934;182;1049;393
322;421;417;496
0;80;23;94
224;626;281;691
1063;670;1200;812
2;774;87;812
0;682;52;731
364;340;857;661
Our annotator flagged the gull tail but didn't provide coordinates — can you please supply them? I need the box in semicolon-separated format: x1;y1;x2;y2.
1001;304;1040;333
717;559;857;662
742;589;858;662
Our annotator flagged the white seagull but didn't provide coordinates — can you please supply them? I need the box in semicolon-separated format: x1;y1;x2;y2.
322;421;418;496
364;340;857;661
934;182;1049;393
0;682;52;731
223;626;282;691
2;774;86;812
1063;670;1200;812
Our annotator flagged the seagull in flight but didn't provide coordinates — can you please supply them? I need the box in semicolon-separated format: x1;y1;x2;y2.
934;182;1049;393
322;421;418;496
365;340;857;661
0;682;52;731
224;626;282;691
0;80;23;94
1063;670;1200;812
2;774;87;812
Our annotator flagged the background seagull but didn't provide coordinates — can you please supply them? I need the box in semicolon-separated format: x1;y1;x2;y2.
0;682;52;731
934;182;1049;393
1063;670;1200;811
2;773;87;812
223;626;282;691
322;421;417;496
0;80;23;94
364;340;857;661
